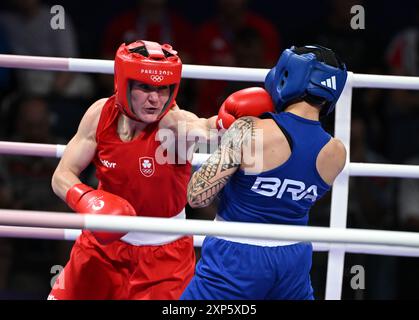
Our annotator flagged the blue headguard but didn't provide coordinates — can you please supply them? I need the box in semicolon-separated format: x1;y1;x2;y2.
265;45;347;116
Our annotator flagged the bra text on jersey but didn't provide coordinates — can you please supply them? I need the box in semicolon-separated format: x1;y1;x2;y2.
251;177;318;202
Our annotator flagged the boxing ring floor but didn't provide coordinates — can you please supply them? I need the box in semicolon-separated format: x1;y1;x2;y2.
1;54;419;300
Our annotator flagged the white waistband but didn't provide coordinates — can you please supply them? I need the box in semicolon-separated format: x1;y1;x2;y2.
120;209;186;246
214;215;300;247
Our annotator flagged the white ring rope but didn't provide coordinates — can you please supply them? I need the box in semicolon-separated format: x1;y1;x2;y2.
2;54;419;86
2;225;419;257
2;53;419;299
349;163;419;178
1;141;419;178
0;54;267;82
2;209;419;249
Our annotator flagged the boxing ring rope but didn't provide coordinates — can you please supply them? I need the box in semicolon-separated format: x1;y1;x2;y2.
3;53;419;85
2;209;419;248
0;54;267;82
2;54;419;300
2;141;419;178
3;223;419;258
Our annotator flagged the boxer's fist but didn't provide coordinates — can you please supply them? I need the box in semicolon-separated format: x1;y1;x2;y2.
66;183;136;244
216;87;275;129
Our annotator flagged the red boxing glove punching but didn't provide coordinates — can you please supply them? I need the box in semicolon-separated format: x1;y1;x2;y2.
216;87;275;130
66;183;136;245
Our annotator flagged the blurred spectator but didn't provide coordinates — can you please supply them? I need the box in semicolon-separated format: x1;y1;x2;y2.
102;0;194;62
386;24;419;77
311;0;386;136
0;96;72;299
397;156;419;299
0;157;13;208
383;6;419;163
348;116;395;229
398;157;419;231
193;0;280;118
4;96;66;211
195;25;272;118
99;0;194;103
222;27;268;93
232;27;265;68
345;116;397;299
0;237;13;297
195;0;280;67
313;0;372;73
0;22;12;95
0;0;93;97
0;159;13;295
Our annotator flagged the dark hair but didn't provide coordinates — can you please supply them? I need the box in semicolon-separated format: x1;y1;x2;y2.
293;45;345;108
292;45;345;69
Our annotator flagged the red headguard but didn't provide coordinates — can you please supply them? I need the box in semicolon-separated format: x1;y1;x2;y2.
114;40;182;121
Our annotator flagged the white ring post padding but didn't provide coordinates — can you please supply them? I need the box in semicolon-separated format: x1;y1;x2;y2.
326;72;353;300
55;144;67;158
63;229;82;240
191;152;211;166
3;210;419;248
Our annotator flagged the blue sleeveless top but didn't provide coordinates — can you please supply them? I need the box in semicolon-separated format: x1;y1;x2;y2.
217;112;332;226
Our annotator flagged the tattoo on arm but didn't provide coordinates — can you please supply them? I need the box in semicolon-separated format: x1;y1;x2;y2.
188;117;255;207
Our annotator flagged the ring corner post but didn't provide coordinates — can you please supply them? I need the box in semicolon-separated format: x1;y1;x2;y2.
325;72;353;300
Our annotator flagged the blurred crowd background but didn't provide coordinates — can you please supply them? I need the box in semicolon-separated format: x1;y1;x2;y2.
1;0;419;299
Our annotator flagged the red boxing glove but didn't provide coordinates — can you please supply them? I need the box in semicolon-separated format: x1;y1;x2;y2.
66;183;136;245
216;87;275;130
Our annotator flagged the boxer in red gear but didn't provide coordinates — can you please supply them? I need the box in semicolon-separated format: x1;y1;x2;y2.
48;40;273;300
65;183;136;244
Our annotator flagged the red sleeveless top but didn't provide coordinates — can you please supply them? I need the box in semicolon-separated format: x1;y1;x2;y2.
93;96;192;217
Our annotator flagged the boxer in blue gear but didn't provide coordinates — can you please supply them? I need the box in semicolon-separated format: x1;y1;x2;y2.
182;45;348;300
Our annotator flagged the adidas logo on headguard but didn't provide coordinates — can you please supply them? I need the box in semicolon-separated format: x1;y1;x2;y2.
321;76;336;90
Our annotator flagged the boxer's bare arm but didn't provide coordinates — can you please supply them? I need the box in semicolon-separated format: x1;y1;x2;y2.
316;138;347;185
159;107;218;142
51;98;107;201
158;107;218;163
187;117;254;208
